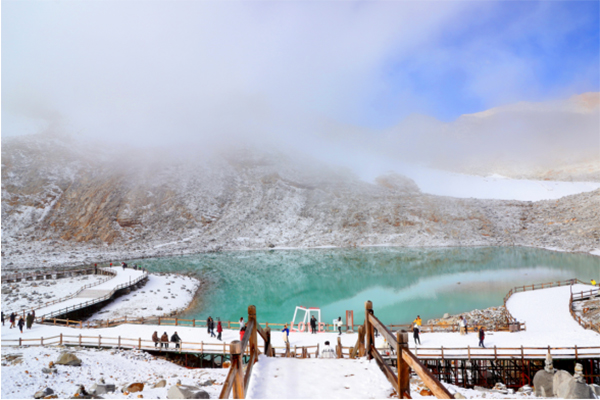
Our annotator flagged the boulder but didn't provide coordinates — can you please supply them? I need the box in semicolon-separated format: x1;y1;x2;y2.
153;380;167;389
533;369;555;397
34;388;54;399
453;393;466;399
554;370;573;398
42;367;58;374
560;378;596;399
198;379;215;387
122;383;144;393
167;385;210;399
517;385;532;395
90;383;116;395
590;384;600;397
55;353;81;366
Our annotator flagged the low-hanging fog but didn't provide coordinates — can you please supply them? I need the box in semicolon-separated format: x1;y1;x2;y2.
2;1;599;183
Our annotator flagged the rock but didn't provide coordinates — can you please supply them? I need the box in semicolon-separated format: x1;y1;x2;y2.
590;384;600;397
55;353;82;366
559;378;596;399
167;385;210;399
42;367;58;374
34;388;54;399
553;370;573;398
473;386;490;392
1;288;11;294
453;393;466;399
157;307;163;311
153;380;167;389
419;388;433;396
122;383;144;393
90;383;116;395
517;384;532;394
443;313;450;319
534;369;555;397
198;379;216;387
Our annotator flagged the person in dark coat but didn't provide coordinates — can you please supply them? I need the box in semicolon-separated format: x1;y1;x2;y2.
264;324;271;355
413;323;421;345
310;315;317;334
478;327;485;348
171;331;181;349
1;311;4;326
9;312;16;329
17;316;25;333
207;317;215;337
152;331;159;348
26;312;34;329
217;319;223;341
160;332;169;349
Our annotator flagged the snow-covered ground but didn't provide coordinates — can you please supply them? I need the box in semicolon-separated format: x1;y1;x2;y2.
0;345;228;399
89;273;200;320
1;274;108;315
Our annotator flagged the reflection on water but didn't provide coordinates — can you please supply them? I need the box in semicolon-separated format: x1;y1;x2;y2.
131;247;599;325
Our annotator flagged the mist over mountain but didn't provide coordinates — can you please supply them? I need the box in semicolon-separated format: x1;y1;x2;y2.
2;131;598;271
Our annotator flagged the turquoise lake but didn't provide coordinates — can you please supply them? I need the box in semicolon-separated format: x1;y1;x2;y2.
131;247;599;326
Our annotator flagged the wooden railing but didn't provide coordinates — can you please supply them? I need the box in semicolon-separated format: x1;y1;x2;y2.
18;268;117;318
570;286;600;333
219;305;259;399
37;270;148;320
364;300;454;399
503;278;583;324
2;266;103;283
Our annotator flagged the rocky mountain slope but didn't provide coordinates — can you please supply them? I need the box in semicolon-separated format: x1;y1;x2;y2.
2;134;599;271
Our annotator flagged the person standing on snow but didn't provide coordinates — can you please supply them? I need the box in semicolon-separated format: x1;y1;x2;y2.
9;312;16;329
152;331;160;348
26;312;34;329
1;311;4;326
310;315;317;334
413;315;422;327
160;332;169;349
207;316;214;337
459;316;466;335
413;323;421;345
478;327;485;348
239;317;245;330
217;319;223;341
321;341;336;358
239;326;246;341
171;331;182;349
282;324;290;343
336;317;343;335
17;316;25;333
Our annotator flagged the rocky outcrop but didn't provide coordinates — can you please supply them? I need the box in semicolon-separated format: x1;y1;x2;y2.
167;385;209;399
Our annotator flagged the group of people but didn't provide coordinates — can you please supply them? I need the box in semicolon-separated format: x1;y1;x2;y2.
2;311;35;333
206;316;223;340
151;331;182;349
412;314;486;347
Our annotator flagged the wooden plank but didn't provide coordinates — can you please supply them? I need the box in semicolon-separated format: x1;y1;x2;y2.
402;349;453;399
243;350;257;394
240;320;254;354
368;314;397;350
219;365;237;399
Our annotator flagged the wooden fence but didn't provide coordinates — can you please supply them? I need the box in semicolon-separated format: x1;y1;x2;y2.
570;286;600;333
37;270;148;320
16;268;117;318
2;266;105;283
362;300;453;399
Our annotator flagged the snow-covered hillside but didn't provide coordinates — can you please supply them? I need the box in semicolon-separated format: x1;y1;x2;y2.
2;134;599;272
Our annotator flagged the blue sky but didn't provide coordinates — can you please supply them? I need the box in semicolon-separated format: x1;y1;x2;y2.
2;1;599;144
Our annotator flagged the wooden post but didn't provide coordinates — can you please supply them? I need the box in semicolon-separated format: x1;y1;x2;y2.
365;300;373;360
336;337;343;358
230;341;245;399
248;305;257;357
19;337;22;346
60;333;63;345
441;346;444;360
139;338;142;349
79;334;82;346
193;319;196;327
467;345;471;361
99;335;101;347
41;337;44;345
575;345;578;359
118;336;121;349
80;321;83;329
176;318;178;326
397;331;410;399
158;317;161;325
494;346;497;361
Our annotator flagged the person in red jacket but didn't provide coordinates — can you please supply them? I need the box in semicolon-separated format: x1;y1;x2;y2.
478;327;485;348
217;319;223;341
240;326;246;341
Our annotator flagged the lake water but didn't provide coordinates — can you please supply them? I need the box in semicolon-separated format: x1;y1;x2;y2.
131;247;599;326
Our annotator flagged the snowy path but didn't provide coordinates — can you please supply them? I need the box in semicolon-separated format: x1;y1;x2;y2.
246;356;395;399
33;267;146;318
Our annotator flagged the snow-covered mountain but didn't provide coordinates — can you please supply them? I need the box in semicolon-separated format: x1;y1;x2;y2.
2;133;598;271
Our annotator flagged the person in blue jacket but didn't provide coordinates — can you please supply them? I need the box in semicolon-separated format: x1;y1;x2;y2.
282;324;290;343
